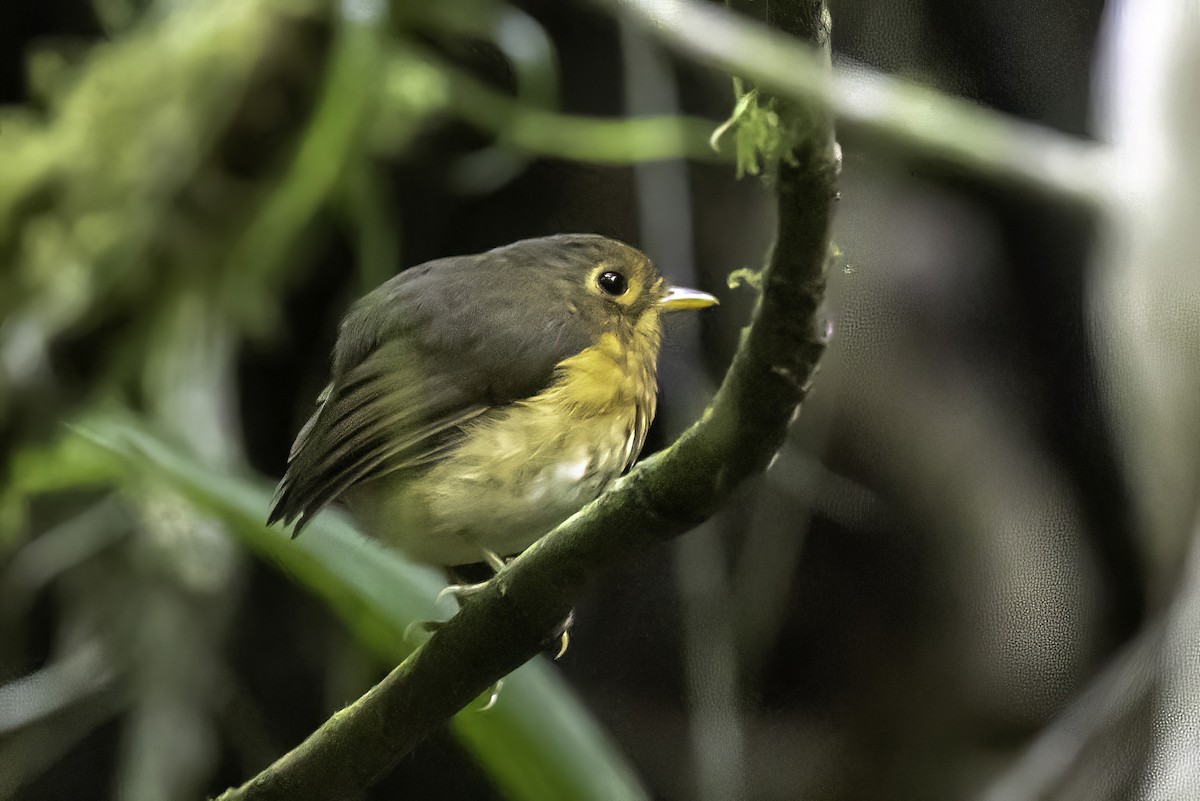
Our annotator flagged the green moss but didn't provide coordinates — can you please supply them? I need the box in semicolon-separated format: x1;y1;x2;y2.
726;266;764;291
710;88;803;181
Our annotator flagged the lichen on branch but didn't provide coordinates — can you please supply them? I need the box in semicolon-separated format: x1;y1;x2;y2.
711;88;805;179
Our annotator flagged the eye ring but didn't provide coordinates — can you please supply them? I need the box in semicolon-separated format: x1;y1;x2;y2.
597;270;628;296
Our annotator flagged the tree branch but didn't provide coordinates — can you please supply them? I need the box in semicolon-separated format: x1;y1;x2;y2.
215;3;837;799
607;0;1108;206
380;48;724;164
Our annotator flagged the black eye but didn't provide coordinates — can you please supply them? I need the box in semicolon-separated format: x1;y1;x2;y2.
597;271;628;296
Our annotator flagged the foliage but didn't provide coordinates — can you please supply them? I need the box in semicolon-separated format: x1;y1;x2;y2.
3;0;1198;799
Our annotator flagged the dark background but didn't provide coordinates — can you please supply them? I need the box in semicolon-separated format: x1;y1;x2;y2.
1;0;1138;799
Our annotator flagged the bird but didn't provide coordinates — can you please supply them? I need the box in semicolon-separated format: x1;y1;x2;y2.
268;234;718;569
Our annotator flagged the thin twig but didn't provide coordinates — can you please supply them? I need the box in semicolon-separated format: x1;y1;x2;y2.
606;0;1110;205
384;47;724;164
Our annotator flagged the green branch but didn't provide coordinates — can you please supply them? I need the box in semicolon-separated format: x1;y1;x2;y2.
443;63;722;163
608;0;1108;205
214;4;836;800
379;47;724;164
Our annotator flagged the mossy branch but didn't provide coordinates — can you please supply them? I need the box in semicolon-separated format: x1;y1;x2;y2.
213;146;834;792
214;4;836;801
610;0;1108;205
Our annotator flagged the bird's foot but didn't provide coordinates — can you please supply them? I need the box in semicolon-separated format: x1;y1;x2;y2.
425;549;510;624
435;580;490;610
403;618;437;644
428;549;509;619
482;549;508;572
403;578;493;642
422;557;574;660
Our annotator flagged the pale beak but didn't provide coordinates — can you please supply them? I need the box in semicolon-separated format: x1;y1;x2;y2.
659;285;719;311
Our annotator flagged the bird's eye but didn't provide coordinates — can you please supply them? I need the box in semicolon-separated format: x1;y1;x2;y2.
597;271;628;296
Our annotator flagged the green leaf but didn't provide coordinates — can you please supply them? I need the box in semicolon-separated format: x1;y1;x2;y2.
76;412;649;801
0;429;123;552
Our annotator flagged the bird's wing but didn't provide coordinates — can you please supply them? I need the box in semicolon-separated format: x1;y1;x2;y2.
268;249;595;534
267;340;491;534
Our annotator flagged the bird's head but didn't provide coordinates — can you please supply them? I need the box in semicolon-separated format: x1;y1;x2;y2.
502;234;718;360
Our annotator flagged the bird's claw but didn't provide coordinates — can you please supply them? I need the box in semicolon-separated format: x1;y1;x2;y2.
477;679;503;712
430;550;506;615
403;619;437;644
428;564;574;662
435;580;490;610
554;630;570;660
548;609;575;660
482;549;508;572
409;579;493;642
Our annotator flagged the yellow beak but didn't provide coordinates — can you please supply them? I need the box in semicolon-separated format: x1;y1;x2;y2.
659;285;719;311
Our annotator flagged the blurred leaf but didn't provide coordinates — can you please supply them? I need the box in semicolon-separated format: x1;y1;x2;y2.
77;412;649;801
0;641;113;736
0;430;122;552
0;498;128;615
8;429;119;496
338;155;401;296
0;684;125;800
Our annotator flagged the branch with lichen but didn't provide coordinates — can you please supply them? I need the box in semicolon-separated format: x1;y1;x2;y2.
213;4;837;801
612;0;1108;206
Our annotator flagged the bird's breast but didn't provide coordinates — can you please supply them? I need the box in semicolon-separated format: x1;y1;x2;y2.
540;331;658;415
358;333;659;565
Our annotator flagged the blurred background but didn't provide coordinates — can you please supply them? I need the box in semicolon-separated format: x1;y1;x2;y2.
3;0;1196;799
